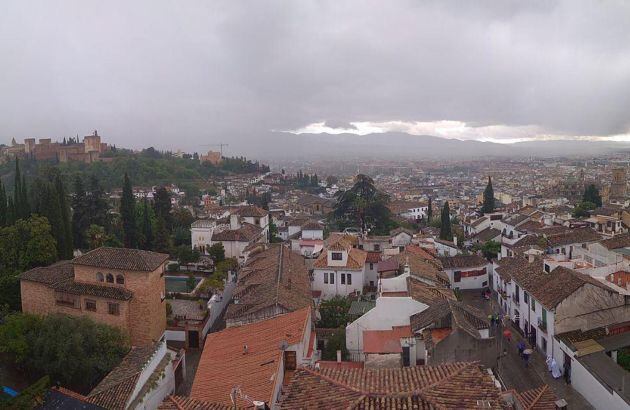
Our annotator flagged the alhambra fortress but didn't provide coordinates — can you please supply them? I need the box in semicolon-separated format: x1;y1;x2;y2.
1;130;109;163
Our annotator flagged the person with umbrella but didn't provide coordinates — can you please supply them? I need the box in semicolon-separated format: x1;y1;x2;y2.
523;348;533;367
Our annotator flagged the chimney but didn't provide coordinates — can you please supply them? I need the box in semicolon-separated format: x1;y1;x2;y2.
528;253;535;264
230;214;241;230
453;236;458;247
336;350;341;363
252;401;268;410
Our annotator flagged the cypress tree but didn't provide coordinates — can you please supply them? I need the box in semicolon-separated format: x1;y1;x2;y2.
40;182;64;259
0;180;6;227
482;176;495;214
72;176;88;249
55;175;73;259
13;159;21;217
87;175;109;228
6;197;15;226
427;197;433;222
153;186;172;229
120;173;137;248
141;198;153;250
20;175;29;219
440;201;453;241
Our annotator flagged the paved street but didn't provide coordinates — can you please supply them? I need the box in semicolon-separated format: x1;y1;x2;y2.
460;290;594;409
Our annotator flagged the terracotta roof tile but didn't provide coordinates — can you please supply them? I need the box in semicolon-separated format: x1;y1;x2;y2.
279;362;503;409
515;385;558;410
73;247;169;272
439;254;488;269
212;222;263;242
191;308;311;407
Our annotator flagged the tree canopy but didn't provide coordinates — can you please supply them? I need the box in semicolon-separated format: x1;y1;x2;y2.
439;201;453;241
582;184;602;208
332;174;395;235
0;313;129;393
481;176;495;214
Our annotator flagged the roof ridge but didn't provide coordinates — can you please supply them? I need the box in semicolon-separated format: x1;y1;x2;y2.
526;384;548;410
415;362;475;397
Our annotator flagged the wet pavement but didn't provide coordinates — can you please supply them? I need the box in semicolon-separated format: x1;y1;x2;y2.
460;290;594;409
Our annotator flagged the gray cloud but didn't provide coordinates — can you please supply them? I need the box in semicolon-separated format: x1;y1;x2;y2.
1;0;629;153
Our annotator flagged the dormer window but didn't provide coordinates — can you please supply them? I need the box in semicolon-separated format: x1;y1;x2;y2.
332;252;343;261
116;274;125;285
96;272;104;282
106;273;114;283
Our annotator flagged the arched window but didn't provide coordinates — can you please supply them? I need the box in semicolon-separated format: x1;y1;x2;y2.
106;273;114;283
116;274;125;285
97;272;104;282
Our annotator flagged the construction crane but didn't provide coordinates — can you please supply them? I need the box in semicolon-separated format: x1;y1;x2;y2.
200;143;229;157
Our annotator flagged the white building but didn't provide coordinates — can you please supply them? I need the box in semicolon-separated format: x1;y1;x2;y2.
439;254;490;290
191;219;216;254
311;241;367;299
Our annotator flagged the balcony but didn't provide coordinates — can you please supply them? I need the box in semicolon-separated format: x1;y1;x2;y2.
498;289;508;299
538;318;547;333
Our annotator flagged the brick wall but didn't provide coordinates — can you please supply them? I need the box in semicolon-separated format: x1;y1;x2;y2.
21;280;132;340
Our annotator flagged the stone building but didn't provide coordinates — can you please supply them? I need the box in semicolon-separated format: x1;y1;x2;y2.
20;247;169;346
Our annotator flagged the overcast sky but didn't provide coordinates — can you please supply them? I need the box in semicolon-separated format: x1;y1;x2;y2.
1;0;630;152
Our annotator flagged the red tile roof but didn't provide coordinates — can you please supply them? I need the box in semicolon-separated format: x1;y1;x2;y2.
73;247;169;271
191;307;311;407
279;362;503;409
363;325;412;354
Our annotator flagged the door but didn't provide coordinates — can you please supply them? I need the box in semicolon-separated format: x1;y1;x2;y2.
284;351;297;370
402;346;410;367
563;352;572;384
188;330;200;348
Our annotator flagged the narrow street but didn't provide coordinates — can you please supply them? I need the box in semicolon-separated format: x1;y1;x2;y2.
460;290;594;409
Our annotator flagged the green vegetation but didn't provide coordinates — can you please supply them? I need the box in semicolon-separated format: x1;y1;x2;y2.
476;240;501;259
331;174;396;235
573;201;596;218
582;184;602;208
617;348;630;372
0;313;129;393
317;296;351;328
439;201;453;241
208;243;226;263
0;149;269;193
321;329;349;361
1;376;50;409
482;176;495;214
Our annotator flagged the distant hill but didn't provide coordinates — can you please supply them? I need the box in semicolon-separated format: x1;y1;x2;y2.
235;131;630;160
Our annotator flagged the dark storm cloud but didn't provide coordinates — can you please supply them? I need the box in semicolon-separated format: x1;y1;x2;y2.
0;0;629;152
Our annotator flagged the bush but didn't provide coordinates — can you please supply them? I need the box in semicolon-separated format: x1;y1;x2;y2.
167;262;180;272
318;296;351;328
0;314;129;393
322;330;349;361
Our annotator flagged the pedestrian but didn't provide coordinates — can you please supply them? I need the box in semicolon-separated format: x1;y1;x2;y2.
517;341;525;358
523;349;532;368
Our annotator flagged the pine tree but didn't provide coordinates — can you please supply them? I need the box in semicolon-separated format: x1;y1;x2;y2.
440;201;453;241
482;176;495;214
72;176;88;249
120;173;137;248
141;198;154;250
55;175;73;259
0;180;6;227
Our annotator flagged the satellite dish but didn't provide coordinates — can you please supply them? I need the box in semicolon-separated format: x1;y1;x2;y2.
278;340;288;351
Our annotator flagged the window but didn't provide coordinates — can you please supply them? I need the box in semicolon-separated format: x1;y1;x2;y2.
544;264;550;273
542;309;547;324
454;271;461;282
541;337;547;353
106;273;114;283
96;272;104;282
369;263;374;270
374;244;380;251
323;272;328;284
341;273;346;284
55;293;78;308
524;292;529;304
85;299;97;312
482;281;488;287
370;280;374;287
332;252;342;260
330;273;334;284
531;299;536;311
347;274;352;285
116;274;125;285
108;303;120;316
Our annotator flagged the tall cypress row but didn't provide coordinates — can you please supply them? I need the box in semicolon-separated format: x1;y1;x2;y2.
13;158;21;218
20;174;29;219
120;173;137;248
72;176;88;249
55;175;73;259
0;180;6;227
142;197;153;250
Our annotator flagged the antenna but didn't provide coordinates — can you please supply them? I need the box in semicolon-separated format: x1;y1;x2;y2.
200;143;230;157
